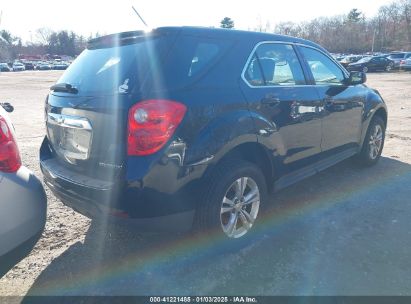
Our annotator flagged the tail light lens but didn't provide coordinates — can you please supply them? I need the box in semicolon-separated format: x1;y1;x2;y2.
127;100;187;156
0;116;21;173
400;60;406;65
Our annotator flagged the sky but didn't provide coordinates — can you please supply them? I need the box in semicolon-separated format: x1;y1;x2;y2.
1;0;395;43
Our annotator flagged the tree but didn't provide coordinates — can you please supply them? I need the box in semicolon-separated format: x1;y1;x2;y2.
347;8;362;23
220;17;235;29
36;27;53;45
0;30;17;45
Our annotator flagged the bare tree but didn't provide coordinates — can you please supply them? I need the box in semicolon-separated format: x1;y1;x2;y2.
36;27;53;45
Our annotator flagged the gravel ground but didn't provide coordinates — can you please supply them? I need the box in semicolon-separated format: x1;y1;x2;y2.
0;70;411;296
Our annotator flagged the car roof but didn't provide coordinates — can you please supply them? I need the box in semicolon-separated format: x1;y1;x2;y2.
93;26;329;54
171;26;328;51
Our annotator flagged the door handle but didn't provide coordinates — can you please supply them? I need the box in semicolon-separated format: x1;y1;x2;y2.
261;97;280;106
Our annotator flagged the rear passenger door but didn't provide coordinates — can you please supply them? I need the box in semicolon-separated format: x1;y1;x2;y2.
240;43;323;174
298;46;364;154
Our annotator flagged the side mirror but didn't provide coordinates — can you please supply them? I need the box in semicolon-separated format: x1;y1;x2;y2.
0;102;14;113
347;71;366;85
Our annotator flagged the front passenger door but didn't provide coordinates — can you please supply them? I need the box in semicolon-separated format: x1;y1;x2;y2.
298;46;365;155
240;43;323;174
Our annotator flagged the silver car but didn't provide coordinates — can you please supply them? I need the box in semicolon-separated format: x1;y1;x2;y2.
400;57;411;70
0;104;47;277
12;62;25;72
387;52;411;68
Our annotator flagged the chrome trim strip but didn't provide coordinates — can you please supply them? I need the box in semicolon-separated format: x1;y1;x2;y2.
188;156;215;166
47;113;92;130
240;40;349;89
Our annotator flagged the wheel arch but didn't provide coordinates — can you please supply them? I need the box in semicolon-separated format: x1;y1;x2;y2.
205;142;275;193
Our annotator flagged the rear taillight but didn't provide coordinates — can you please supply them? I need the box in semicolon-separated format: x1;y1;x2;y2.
0;116;21;173
127;100;187;156
400;60;406;65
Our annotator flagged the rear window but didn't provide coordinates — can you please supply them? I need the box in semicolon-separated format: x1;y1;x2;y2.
57;34;232;94
57;36;168;95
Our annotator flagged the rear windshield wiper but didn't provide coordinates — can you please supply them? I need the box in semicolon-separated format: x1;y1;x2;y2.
50;83;78;94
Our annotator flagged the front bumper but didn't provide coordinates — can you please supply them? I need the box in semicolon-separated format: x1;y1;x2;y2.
0;167;47;277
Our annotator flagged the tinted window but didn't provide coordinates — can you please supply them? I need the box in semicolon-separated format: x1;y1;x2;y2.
188;43;220;77
389;53;405;59
244;43;306;86
160;36;232;89
58;37;167;95
300;47;345;85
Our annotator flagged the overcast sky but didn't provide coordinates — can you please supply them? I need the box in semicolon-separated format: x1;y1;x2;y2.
1;0;395;43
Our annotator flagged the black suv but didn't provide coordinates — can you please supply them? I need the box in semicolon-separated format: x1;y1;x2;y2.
40;27;387;239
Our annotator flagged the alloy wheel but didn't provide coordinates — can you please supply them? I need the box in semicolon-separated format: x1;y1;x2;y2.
369;124;383;160
220;177;260;238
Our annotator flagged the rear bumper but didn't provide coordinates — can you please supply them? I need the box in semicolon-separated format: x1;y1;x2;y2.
0;230;43;278
40;158;195;233
0;167;47;277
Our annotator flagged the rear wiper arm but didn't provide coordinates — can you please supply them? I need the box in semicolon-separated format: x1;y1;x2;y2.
50;83;78;94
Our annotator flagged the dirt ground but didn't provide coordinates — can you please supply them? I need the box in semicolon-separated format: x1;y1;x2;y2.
0;70;411;296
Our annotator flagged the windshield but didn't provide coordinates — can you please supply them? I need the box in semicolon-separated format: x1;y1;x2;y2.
57;37;166;95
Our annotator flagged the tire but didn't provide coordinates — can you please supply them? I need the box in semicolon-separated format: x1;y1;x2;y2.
362;66;369;73
385;64;392;72
355;116;385;167
195;159;267;241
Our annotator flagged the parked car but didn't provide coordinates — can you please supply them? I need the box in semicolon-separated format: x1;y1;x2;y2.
40;27;387;240
0;63;12;72
339;55;364;67
347;56;394;73
36;62;52;70
12;62;25;72
387;52;411;68
23;62;35;70
52;62;69;70
0;104;47;277
400;57;411;70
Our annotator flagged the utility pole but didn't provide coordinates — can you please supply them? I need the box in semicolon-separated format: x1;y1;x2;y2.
371;28;377;54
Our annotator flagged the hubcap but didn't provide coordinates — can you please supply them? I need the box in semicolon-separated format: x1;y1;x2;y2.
369;124;383;160
220;177;260;238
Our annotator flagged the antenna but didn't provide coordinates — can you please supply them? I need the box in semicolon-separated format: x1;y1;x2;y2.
131;6;148;28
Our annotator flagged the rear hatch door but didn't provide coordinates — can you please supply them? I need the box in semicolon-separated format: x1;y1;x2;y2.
45;31;176;182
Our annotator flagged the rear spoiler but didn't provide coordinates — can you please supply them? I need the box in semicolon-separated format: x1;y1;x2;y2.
87;31;153;49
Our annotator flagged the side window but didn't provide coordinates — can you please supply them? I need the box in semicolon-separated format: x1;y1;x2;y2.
244;43;306;87
300;47;346;86
188;43;220;77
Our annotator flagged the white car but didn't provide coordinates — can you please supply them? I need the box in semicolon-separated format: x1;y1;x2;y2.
0;104;47;277
12;62;25;72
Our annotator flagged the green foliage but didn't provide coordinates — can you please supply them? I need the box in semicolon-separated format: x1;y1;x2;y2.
220;17;235;29
0;30;17;45
47;31;77;56
347;8;362;23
